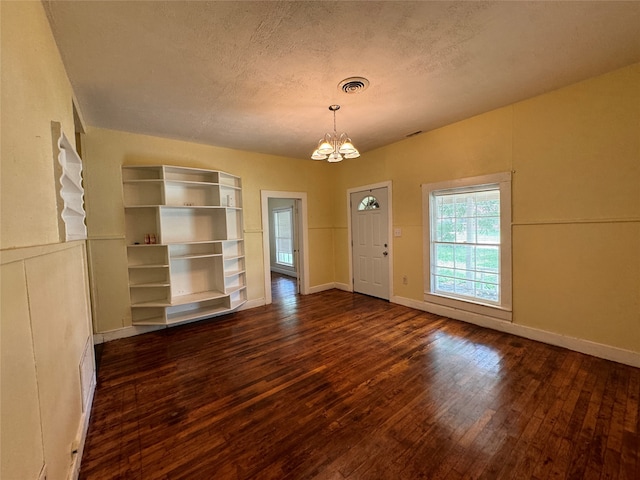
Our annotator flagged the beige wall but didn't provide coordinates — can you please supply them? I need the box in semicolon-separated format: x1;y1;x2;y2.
333;63;640;354
82;128;334;333
1;2;94;479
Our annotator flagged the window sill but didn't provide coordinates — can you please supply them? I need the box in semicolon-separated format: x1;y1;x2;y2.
423;292;512;322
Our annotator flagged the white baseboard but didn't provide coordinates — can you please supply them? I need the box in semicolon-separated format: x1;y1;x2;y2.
238;298;266;310
307;282;353;294
391;295;640;368
307;282;336;294
68;375;96;480
93;324;165;344
270;265;297;277
334;282;352;292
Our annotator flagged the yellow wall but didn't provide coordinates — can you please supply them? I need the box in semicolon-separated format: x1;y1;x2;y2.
334;63;640;354
82;128;335;333
1;2;94;479
2;3;636;477
511;65;639;351
84;64;638;355
0;1;76;249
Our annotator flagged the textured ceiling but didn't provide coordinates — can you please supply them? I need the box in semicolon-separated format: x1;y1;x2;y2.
43;1;640;160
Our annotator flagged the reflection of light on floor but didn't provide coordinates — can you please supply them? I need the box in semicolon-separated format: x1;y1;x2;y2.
279;310;299;326
272;273;299;326
429;331;503;376
419;330;505;457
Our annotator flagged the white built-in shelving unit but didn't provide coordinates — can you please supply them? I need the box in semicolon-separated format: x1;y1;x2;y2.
57;132;87;241
122;165;246;326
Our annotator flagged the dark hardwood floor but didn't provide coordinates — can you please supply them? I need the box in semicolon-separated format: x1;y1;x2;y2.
80;275;639;479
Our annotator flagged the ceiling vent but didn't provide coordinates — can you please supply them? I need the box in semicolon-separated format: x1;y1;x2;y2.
338;77;370;94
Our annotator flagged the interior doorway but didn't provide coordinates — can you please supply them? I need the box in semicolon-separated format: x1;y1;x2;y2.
261;191;309;305
348;182;393;301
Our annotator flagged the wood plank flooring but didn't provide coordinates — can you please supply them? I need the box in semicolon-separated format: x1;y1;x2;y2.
80;276;639;479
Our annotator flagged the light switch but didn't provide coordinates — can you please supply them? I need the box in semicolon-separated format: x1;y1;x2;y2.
394;228;402;237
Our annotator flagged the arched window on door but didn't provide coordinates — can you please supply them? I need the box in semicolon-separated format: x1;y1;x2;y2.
358;195;380;210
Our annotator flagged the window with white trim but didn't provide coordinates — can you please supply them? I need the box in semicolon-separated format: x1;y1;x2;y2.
274;207;294;267
422;173;512;320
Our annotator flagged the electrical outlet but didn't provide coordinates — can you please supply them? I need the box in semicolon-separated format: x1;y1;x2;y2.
402;275;408;285
394;228;402;237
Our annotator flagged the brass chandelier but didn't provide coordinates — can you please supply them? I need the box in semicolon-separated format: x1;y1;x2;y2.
311;105;360;162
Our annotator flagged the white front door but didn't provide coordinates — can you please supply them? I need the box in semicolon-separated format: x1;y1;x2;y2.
351;187;389;300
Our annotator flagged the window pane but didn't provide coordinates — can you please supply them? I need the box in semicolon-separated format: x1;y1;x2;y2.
274;208;294;267
476;193;500;216
434;266;454;278
455;217;476;243
477;216;500;244
454;279;474;297
358;195;379;210
453;268;474;280
435;275;454;294
476;246;499;273
454;244;475;270
440;196;455;218
429;184;503;305
455;196;471;217
435;244;454;267
277;238;291;253
437;218;455;242
476;282;499;302
475;271;498;284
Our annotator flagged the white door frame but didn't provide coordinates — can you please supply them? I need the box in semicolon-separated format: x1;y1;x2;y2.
347;181;394;298
261;190;309;305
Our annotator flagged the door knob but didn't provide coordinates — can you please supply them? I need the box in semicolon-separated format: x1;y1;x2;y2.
383;251;388;256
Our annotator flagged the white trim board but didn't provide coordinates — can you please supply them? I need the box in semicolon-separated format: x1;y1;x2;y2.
290;282;351;295
238;298;266;311
261;190;310;305
93;325;164;344
422;172;512;314
307;282;337;294
391;295;640;368
334;282;352;292
69;377;95;480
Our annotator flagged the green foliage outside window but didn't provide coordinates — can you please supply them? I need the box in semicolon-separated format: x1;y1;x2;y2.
432;189;500;303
